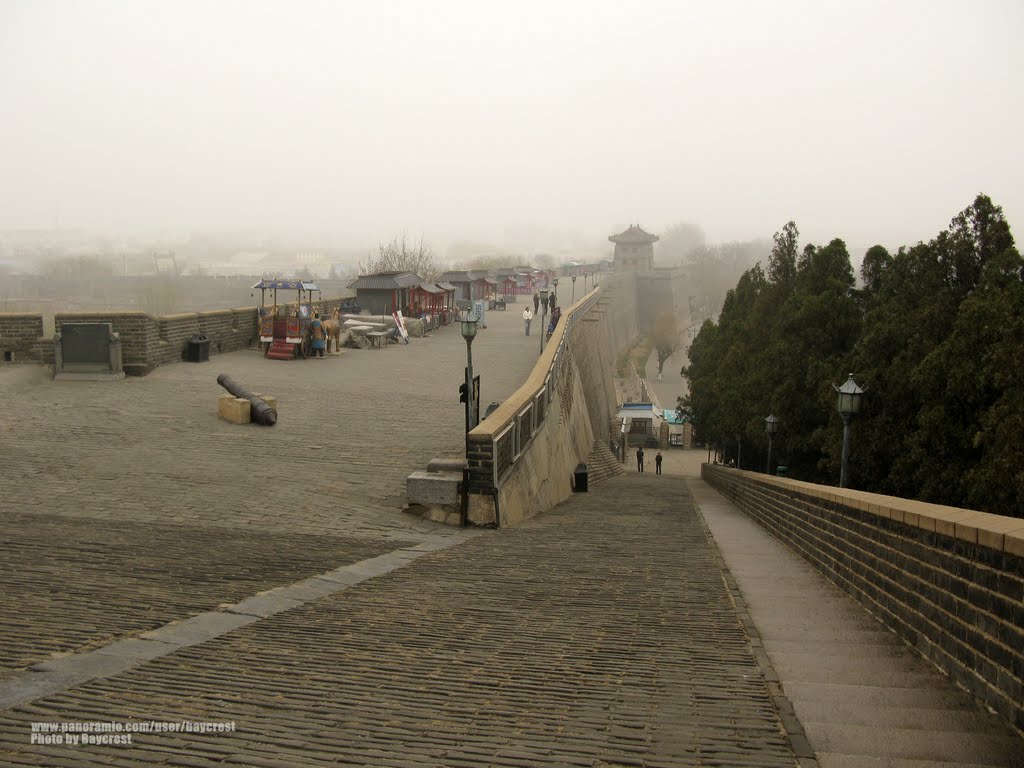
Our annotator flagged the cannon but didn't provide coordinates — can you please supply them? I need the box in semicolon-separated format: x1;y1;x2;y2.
217;373;278;426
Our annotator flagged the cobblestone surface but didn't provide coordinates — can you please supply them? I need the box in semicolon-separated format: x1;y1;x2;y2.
0;474;798;767
0;512;395;681
0;308;537;537
0;307;541;682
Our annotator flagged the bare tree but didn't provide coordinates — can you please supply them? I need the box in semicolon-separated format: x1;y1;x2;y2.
359;234;437;281
651;309;681;376
465;254;508;271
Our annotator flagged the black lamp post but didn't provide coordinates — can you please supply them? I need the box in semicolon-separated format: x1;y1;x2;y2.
539;288;550;355
461;314;478;431
571;270;577;304
765;414;780;474
834;373;865;488
551;277;559;309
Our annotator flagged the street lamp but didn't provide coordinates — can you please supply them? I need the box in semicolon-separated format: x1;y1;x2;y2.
571;269;577;304
538;288;550;355
765;414;780;474
551;277;559;309
833;373;865;488
461;314;478;431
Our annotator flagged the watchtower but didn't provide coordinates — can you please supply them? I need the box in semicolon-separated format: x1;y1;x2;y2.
609;225;658;272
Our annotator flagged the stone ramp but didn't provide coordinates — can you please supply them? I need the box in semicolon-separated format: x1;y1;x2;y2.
583;438;624;486
689;478;1024;768
0;474;798;767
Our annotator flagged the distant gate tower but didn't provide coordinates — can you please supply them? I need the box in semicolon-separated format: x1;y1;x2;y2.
609;224;658;271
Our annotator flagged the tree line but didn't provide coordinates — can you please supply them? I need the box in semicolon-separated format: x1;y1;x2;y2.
680;194;1023;518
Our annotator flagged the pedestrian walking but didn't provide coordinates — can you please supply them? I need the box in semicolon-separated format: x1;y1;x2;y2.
655;451;663;475
637;446;645;473
523;307;533;336
533;291;540;313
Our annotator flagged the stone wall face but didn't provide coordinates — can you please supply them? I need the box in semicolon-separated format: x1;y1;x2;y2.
465;280;635;526
489;359;596;526
702;465;1024;735
0;313;44;363
598;272;638;361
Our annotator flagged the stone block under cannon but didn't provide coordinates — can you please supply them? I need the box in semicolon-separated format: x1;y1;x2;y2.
216;373;278;426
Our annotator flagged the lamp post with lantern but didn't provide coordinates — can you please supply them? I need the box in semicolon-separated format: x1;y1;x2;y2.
834;373;865;488
765;414;780;474
538;288;550;355
461;313;478;432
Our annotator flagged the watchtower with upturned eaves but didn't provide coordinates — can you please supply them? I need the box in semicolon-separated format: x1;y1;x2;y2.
609;224;658;272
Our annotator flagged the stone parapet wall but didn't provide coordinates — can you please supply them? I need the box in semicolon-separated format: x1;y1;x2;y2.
702;464;1024;735
0;313;45;363
21;295;354;376
56;312;159;375
155;308;259;367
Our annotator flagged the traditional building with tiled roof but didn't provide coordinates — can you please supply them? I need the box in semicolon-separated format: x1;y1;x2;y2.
609;225;659;271
347;271;423;315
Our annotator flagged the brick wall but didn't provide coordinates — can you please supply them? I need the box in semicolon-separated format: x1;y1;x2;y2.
0;313;44;363
702;465;1024;735
55;313;159;376
154;308;259;366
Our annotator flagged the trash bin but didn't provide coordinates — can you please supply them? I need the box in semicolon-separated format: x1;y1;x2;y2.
186;334;210;363
775;465;788;477
573;462;589;492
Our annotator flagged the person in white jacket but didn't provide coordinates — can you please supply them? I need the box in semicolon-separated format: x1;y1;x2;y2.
523;307;533;336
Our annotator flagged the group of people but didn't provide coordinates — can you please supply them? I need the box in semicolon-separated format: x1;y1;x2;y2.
635;446;664;474
523;296;562;338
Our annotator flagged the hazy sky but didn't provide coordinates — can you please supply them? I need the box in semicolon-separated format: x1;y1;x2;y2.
2;0;1022;253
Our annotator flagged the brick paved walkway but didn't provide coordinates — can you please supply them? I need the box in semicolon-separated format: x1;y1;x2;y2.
0;305;538;686
0;474;799;767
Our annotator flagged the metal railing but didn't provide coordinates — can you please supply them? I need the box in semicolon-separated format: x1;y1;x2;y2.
468;286;605;488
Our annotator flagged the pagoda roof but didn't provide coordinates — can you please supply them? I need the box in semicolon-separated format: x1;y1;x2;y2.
609;224;659;244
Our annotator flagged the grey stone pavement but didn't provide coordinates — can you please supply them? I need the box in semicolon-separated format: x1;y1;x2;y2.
0;303;539;683
0;303;1020;766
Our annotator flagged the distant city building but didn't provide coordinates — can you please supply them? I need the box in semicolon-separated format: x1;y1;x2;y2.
294;251;330;276
609;225;658;272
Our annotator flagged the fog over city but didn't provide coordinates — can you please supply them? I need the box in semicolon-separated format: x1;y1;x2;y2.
2;0;1023;257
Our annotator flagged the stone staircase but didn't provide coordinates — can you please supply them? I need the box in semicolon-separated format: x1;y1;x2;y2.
584;440;624;487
